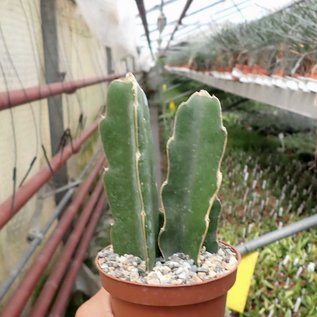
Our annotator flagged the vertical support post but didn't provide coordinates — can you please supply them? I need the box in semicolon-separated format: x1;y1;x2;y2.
315;129;317;169
123;58;129;73
131;55;136;72
106;46;113;75
41;0;68;203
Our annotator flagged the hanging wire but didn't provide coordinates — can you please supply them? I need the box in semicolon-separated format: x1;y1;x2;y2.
0;63;18;212
56;128;74;154
85;37;108;121
60;0;85;113
57;4;83;128
157;0;167;51
139;0;178;15
26;1;71;191
231;0;246;21
32;2;81;131
33;1;95;159
0;23;41;192
0;25;40;155
18;0;47;187
41;144;54;175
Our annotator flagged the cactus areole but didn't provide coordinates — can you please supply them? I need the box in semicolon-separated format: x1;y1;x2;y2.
100;73;227;271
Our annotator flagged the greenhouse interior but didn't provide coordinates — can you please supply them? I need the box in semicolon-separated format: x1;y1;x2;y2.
0;0;316;316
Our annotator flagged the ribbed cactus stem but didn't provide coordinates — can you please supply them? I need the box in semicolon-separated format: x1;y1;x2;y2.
159;91;227;263
99;73;159;270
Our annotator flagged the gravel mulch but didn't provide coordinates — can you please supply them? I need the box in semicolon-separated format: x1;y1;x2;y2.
97;243;238;286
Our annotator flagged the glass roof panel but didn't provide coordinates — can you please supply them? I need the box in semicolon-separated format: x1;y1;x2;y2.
132;0;295;59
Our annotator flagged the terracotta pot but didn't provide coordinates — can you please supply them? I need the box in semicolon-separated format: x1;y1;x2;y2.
242;65;251;74
273;68;285;77
96;242;240;317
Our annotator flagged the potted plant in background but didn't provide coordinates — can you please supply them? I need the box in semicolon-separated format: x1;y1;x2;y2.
96;73;240;317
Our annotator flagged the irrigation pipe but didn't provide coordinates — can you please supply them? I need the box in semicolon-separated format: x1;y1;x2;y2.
29;181;104;317
237;213;317;255
0;189;73;302
40;180;82;198
0;148;102;301
1;156;105;317
49;194;106;317
0;73;125;111
0;118;99;229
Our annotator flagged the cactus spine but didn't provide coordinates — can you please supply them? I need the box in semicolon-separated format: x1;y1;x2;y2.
99;73;159;270
158;91;227;264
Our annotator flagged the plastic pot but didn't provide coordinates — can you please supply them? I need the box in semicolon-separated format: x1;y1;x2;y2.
96;242;240;317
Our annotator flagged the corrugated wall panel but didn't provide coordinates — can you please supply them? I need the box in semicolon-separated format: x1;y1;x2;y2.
0;0;133;303
0;0;55;301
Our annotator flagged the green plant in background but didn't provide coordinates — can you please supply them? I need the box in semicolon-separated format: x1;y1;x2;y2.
156;73;317;316
99;73;227;269
218;121;317;317
166;0;317;76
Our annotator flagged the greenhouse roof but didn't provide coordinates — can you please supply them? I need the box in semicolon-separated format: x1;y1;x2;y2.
134;0;295;58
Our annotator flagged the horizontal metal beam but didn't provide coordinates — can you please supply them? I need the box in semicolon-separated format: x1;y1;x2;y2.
0;73;125;111
168;69;317;120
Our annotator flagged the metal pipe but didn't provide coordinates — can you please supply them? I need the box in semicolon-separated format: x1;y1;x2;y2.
237;214;317;255
49;194;106;317
165;0;194;51
0;73;124;111
0;148;102;301
30;180;104;317
137;0;178;16
40;180;82;198
135;0;154;58
0;118;99;229
184;0;224;19
1;156;105;317
0;189;73;302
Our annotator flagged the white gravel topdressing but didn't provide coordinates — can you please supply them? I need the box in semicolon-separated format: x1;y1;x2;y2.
97;244;238;286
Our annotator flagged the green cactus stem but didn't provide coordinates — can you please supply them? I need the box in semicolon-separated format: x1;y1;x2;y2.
99;73;159;270
204;197;221;253
159;91;227;263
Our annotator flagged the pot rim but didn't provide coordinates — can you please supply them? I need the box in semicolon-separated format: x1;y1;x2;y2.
95;240;241;289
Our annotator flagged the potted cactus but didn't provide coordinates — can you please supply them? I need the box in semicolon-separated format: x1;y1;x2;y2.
96;73;240;317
